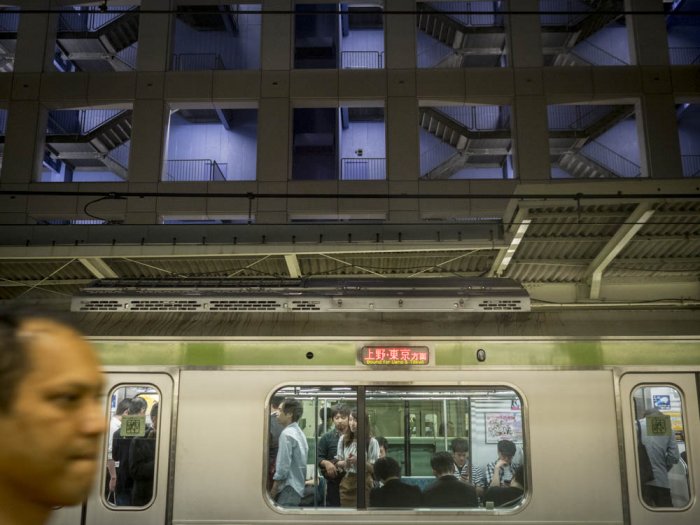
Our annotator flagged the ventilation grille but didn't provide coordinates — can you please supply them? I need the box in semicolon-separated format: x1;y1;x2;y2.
74;299;124;311
290;300;321;311
209;300;281;311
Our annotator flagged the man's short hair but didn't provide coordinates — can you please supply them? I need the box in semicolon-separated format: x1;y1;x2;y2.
0;312;75;413
331;403;351;418
430;451;454;475
373;456;401;481
281;397;303;422
0;314;28;413
376;436;389;451
497;439;517;457
128;397;148;415
450;437;469;453
271;395;284;408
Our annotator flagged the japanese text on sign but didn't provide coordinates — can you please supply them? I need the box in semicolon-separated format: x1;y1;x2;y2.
361;346;430;366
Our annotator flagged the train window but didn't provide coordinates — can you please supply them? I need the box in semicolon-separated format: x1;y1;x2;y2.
632;385;691;509
266;385;526;511
103;385;161;509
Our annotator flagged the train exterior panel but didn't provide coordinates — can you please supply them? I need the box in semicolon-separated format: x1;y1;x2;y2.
47;336;700;525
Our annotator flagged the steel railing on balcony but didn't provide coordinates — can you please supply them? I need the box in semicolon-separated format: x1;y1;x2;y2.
669;47;700;65
341;158;386;180
165;159;229;181
172;53;226;71
581;140;641;177
341;51;383;69
682;155;700;177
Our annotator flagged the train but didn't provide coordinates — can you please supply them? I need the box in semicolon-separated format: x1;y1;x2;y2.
46;308;699;525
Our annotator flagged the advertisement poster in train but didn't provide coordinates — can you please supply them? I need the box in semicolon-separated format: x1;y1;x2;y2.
485;412;523;443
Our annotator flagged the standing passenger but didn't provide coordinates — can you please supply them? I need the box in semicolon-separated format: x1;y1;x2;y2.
268;395;284;489
317;404;350;506
638;409;680;507
271;398;309;507
336;409;379;507
0;313;106;525
129;402;159;506
106;397;131;501
112;397;147;506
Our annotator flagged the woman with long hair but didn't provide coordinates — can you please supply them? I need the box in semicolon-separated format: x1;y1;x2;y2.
335;409;379;507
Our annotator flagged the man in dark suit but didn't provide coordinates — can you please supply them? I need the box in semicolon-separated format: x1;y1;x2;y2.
423;452;478;508
369;457;422;508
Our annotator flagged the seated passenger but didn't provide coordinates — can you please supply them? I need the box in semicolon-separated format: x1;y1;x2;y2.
483;464;524;508
369;457;422;508
485;439;520;488
423;452;478;508
376;436;389;459
450;438;486;493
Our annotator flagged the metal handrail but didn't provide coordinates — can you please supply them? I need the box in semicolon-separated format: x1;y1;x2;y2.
340;51;383;69
58;5;136;32
581;140;640;177
539;0;591;28
172;53;226;71
681;155;700;178
165;159;229;182
669;47;700;65
424;2;505;27
419;141;457;177
548;104;621;131
340;157;386;180
571;40;629;66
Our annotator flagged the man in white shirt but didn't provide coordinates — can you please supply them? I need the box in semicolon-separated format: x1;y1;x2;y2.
270;397;309;507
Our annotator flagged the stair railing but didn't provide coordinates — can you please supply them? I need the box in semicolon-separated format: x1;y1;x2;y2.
581;140;640;177
340;157;386;180
669;47;700;65
539;0;591;28
80;109;124;135
681;155;700;178
570;40;629;65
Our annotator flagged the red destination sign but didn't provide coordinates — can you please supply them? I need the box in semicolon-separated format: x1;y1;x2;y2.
361;346;430;366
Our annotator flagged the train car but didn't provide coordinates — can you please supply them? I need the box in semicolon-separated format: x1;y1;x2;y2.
45;307;699;525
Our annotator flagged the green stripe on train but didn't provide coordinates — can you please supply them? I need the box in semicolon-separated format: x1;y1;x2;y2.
94;340;700;367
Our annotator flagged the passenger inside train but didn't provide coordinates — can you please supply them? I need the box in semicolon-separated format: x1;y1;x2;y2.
266;385;529;510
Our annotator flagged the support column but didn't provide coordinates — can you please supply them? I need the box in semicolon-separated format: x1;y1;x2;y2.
13;0;56;72
385;0;416;69
261;0;292;70
138;0;174;71
128;99;169;184
512;95;551;181
1;101;47;185
506;0;543;68
637;94;683;178
626;0;669;65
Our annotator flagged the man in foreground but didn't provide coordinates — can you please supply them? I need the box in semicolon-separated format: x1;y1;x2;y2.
0;313;106;525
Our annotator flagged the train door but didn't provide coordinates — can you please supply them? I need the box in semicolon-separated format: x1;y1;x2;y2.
49;373;173;525
620;373;699;525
